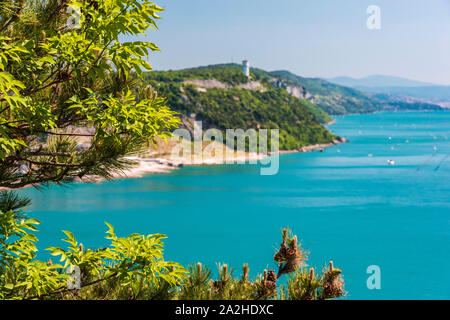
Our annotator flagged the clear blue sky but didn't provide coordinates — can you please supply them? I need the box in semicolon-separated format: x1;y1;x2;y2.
130;0;450;85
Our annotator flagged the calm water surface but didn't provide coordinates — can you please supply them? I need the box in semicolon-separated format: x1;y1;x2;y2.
21;111;450;299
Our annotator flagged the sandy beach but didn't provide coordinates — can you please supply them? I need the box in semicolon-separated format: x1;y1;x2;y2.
2;137;347;188
86;137;348;183
78;150;267;183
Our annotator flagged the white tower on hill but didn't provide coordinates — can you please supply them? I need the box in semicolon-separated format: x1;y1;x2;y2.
242;59;250;77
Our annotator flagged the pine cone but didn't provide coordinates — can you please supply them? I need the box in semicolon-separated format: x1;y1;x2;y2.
267;270;277;282
322;268;345;299
274;243;288;262
301;292;314;300
265;280;276;292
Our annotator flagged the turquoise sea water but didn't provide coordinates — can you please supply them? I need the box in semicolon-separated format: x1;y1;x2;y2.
20;111;450;299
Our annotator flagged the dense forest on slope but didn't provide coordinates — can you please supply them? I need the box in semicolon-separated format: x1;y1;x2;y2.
143;65;338;150
145;64;332;123
146;64;254;85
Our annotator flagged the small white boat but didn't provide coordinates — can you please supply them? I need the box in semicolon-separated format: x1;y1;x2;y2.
387;160;395;165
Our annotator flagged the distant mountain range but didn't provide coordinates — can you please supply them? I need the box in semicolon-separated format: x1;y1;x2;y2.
327;75;450;107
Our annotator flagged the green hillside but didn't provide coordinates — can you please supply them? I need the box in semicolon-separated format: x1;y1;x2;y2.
269;70;379;115
299;99;333;124
146;64;252;86
143;65;339;150
146;64;331;123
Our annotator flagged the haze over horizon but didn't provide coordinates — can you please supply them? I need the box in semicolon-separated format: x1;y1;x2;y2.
128;0;450;86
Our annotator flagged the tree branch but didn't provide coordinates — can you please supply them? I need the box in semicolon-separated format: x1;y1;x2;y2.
0;2;24;33
21;151;73;157
25;272;118;300
42;131;95;137
15;157;80;167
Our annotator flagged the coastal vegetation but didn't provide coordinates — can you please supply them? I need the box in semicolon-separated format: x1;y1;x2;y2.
145;64;333;125
145;62;444;132
0;0;345;300
268;70;379;115
0;0;180;189
0;191;345;300
144;66;338;150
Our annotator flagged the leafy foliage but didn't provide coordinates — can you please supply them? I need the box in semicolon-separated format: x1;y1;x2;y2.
0;190;30;217
0;202;65;299
0;2;347;301
0;0;180;188
0;191;186;300
178;228;346;300
0;192;345;300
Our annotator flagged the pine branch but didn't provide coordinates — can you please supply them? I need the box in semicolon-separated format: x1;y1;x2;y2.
0;1;24;33
43;131;95;137
25;272;119;300
15;157;80;167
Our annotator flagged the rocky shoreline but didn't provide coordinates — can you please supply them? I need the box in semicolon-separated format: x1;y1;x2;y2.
274;137;346;155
